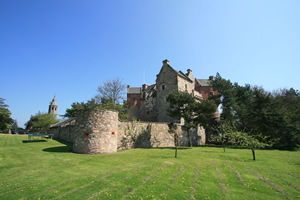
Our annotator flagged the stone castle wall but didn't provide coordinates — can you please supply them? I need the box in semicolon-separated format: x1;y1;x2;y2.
72;109;119;154
51;109;206;154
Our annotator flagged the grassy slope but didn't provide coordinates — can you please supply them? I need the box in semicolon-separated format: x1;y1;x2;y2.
0;134;299;200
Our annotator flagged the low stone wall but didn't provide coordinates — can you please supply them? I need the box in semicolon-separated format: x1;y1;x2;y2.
51;125;75;143
118;122;175;149
50;109;206;154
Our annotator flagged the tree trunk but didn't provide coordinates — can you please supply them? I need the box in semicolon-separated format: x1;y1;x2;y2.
175;133;178;158
252;148;256;160
188;129;193;147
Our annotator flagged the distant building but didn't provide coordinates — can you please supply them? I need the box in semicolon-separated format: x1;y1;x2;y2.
127;59;219;122
48;96;58;119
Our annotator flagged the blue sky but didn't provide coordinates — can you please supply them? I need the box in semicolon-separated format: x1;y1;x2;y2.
1;0;299;128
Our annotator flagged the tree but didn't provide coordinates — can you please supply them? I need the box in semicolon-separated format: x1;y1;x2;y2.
63;98;128;121
211;73;237;125
0;98;13;131
209;121;236;152
211;73;300;149
238;132;270;161
168;122;179;158
97;100;128;121
63;78;128;121
63;98;99;118
167;91;196;147
167;91;217;147
96;78;126;105
210;123;271;160
25;112;57;133
11;119;18;130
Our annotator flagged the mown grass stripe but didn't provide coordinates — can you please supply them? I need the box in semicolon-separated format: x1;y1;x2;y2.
164;165;185;196
248;167;288;199
226;162;255;199
190;165;200;200
272;173;300;192
120;163;169;200
214;158;228;199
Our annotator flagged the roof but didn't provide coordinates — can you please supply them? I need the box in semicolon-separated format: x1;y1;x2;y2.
196;79;212;87
127;87;141;94
50;96;57;105
143;84;156;93
160;63;193;83
50;118;75;128
178;70;193;82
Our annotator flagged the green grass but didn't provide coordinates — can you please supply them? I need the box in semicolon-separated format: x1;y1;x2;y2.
0;134;299;200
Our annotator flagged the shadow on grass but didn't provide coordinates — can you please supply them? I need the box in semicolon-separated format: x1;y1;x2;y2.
22;140;47;143
151;147;191;150
43;146;72;153
43;139;73;153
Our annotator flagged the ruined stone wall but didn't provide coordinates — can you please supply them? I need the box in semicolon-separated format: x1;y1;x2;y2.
72;109;119;154
117;121;206;150
51;109;206;154
118;121;175;150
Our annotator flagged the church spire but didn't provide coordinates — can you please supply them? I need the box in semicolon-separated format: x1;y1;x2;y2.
48;96;58;119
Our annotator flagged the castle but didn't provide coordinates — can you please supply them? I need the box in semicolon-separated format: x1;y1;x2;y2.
127;59;219;122
50;59;219;154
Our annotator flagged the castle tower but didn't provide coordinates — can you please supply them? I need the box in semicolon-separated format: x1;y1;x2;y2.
48;96;58;119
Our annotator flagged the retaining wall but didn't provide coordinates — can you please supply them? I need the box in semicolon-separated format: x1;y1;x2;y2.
50;109;206;154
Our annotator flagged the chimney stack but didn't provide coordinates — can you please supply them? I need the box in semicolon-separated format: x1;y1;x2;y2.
162;59;169;66
142;84;148;91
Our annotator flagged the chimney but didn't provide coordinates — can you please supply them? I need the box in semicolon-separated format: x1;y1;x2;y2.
209;76;214;81
162;59;169;66
142;84;148;91
187;69;193;80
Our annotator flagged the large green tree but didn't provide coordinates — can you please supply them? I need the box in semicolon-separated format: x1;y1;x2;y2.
211;73;300;149
0;98;13;131
167;91;217;147
63;98;99;118
64;78;128;121
25;112;57;133
64;98;128;121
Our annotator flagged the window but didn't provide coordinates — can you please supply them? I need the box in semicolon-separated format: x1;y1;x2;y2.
162;84;166;90
185;84;188;91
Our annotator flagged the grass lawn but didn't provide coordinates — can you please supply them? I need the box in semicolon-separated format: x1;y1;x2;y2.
0;134;299;200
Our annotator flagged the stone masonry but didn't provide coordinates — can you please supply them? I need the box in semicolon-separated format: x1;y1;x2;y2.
72;109;119;154
51;109;206;154
127;59;219;122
